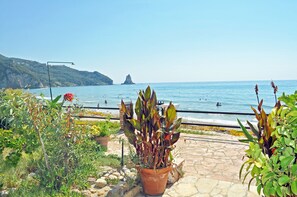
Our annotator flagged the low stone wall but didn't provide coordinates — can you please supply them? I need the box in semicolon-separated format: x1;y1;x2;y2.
72;165;138;197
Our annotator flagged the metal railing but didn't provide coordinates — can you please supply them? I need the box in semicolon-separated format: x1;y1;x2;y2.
75;106;254;129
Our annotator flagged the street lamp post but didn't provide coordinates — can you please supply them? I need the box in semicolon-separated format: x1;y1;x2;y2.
46;61;75;101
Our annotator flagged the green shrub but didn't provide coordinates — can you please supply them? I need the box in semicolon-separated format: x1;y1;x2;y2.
239;91;297;196
0;89;123;195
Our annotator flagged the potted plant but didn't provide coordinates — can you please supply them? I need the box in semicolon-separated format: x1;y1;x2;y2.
90;121;110;148
238;91;297;196
121;86;182;195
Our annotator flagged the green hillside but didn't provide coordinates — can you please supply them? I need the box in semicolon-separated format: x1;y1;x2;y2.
0;54;113;88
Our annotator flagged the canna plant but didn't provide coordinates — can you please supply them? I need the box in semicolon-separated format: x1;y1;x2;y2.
238;82;280;158
239;87;297;196
238;100;279;192
120;86;181;169
238;99;278;158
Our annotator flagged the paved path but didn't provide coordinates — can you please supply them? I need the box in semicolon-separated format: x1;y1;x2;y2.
153;176;258;197
109;132;260;197
177;132;247;184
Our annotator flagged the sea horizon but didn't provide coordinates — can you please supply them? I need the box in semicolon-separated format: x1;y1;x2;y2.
28;80;297;126
28;79;297;89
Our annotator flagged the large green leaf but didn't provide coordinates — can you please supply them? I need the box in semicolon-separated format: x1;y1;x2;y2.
237;119;254;142
128;119;141;131
278;175;290;186
151;91;157;107
53;95;62;103
135;97;141;117
257;184;262;195
251;165;260;176
276;185;282;197
280;156;294;169
47;95;62;109
262;172;274;184
284;138;295;147
287;111;297;117
251;106;260;120
121;100;127;113
263;181;273;196
292;164;297;174
144;86;151;101
291;180;297;195
166;103;176;123
173;118;182;130
247;121;259;138
292;130;297;138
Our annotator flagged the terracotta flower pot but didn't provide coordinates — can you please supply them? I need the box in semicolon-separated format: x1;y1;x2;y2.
94;136;109;148
139;165;172;195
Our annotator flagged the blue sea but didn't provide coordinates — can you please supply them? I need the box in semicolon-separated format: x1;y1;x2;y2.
28;80;297;125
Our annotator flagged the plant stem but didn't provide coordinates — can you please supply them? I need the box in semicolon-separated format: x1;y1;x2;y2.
36;127;50;170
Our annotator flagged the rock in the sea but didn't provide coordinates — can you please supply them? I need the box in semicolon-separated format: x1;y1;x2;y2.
95;178;107;188
121;74;135;85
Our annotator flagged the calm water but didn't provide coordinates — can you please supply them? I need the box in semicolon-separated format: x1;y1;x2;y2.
28;80;297;124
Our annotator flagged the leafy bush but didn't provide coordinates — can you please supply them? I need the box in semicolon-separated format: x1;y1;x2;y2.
0;89;40;165
89;118;120;137
98;122;110;137
0;89;110;194
239;91;297;196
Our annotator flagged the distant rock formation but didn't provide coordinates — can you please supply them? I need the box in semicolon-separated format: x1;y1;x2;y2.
121;74;135;85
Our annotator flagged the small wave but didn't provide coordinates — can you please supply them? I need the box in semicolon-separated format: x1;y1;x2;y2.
181;116;256;127
36;96;51;100
83;101;98;103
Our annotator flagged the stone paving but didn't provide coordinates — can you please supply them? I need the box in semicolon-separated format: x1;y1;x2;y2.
148;176;258;197
108;131;260;196
176;132;248;184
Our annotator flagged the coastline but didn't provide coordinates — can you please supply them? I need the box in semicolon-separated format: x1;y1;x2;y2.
81;108;253;128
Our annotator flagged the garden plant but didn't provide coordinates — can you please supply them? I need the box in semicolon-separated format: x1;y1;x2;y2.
239;84;297;196
121;86;181;195
0;89;121;196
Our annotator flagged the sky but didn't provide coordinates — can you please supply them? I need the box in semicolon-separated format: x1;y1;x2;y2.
0;0;296;84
